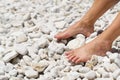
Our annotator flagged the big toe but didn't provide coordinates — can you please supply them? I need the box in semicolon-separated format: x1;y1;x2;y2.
54;31;71;40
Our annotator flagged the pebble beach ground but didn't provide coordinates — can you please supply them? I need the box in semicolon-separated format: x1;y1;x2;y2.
0;0;120;80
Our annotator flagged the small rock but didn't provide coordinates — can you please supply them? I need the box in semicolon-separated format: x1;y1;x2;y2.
9;69;17;76
112;69;120;79
16;33;28;43
67;35;85;49
14;44;28;55
3;51;18;62
79;67;90;73
36;37;49;48
67;71;80;80
0;68;4;75
23;55;32;65
4;63;14;73
115;58;120;68
55;21;66;29
85;71;96;80
117;76;120;80
24;67;38;78
31;60;49;72
85;55;98;69
95;78;113;80
48;41;65;55
0;75;8;80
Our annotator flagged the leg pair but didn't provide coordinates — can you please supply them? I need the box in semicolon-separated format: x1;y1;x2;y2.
55;0;120;64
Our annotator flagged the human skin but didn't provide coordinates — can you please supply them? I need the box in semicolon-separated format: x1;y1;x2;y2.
54;0;119;63
55;0;119;39
66;12;120;64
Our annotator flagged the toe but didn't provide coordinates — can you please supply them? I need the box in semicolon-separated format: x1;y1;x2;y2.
75;58;81;64
68;55;75;61
54;31;69;39
66;53;73;58
71;57;78;63
65;50;73;55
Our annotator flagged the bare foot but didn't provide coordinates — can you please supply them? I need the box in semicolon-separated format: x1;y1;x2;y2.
65;36;112;64
54;21;94;40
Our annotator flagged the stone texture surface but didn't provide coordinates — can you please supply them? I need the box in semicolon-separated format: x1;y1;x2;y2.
0;0;120;80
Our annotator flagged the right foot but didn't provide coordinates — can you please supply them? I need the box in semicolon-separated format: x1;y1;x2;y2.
54;20;94;40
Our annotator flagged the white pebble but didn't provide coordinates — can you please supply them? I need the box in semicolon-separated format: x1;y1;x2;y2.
14;44;28;55
3;51;18;62
67;35;85;49
55;21;66;29
0;75;8;80
85;71;96;80
112;69;120;79
24;67;38;78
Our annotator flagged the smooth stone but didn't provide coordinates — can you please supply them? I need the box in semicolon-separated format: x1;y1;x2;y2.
41;26;51;34
117;76;120;80
95;78;113;80
66;72;80;80
3;51;18;62
16;33;28;43
23;13;31;21
23;55;32;65
0;68;5;75
67;38;85;49
36;37;49;48
38;49;48;59
4;63;14;73
24;67;38;78
9;77;22;80
67;34;85;49
9;69;17;76
55;21;66;29
48;41;65;55
114;58;120;67
31;60;49;72
14;44;28;55
79;67;91;73
85;71;96;80
0;61;5;68
112;69;120;79
0;75;8;80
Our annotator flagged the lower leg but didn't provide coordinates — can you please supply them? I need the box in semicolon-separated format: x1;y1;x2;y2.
55;0;119;39
65;12;120;64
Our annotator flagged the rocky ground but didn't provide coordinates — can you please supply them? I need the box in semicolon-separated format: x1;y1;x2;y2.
0;0;120;80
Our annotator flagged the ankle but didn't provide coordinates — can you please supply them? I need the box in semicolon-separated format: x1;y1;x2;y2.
81;16;96;25
97;36;113;47
79;18;94;28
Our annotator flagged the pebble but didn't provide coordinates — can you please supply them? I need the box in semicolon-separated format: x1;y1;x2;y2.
117;76;120;80
66;72;80;80
3;51;18;62
85;71;96;80
9;69;17;76
79;67;90;73
24;67;38;78
55;21;66;29
31;60;49;72
0;75;8;80
67;34;85;49
36;37;49;48
95;78;114;80
115;58;120;68
0;68;5;75
16;33;28;43
14;44;28;55
112;69;120;79
0;0;120;80
4;63;14;73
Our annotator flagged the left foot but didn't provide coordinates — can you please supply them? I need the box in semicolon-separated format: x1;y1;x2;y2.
65;36;112;64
